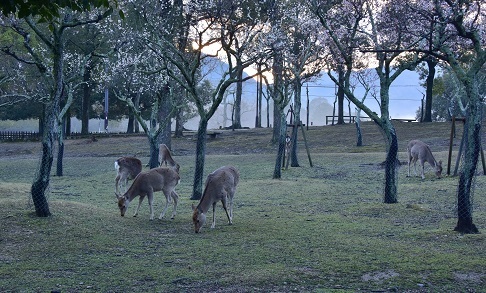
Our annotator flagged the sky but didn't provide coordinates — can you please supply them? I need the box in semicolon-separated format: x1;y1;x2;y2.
305;70;423;120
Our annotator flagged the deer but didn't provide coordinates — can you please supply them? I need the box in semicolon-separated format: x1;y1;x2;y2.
115;167;180;220
407;140;443;179
192;166;239;233
159;143;180;173
115;157;142;194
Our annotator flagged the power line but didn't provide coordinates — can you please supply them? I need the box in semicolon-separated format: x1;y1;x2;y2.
306;84;421;88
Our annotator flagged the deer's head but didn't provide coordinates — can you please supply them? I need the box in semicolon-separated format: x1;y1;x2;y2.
115;193;128;217
435;160;443;178
192;204;206;233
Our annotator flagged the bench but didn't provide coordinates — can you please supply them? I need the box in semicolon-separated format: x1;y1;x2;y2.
325;115;371;125
207;132;221;139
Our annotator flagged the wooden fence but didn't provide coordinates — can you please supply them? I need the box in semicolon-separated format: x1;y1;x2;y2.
0;131;40;141
0;131;149;141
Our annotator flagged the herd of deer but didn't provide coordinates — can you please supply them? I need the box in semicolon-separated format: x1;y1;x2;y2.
114;144;239;233
112;139;441;233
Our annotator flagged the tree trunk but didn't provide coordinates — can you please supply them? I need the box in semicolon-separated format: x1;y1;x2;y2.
355;112;363;147
56;140;64;176
422;58;436;122
272;102;280;143
273;110;287;179
383;121;398;204
191;118;208;200
127;110;134;133
255;65;262;128
175;107;184;137
291;81;301;167
65;109;71;136
56;116;65;177
233;69;243;129
454;107;481;234
32;99;57;217
81;64;91;135
158;86;172;149
148;135;160;169
337;68;345;125
31;140;53;217
31;23;65;217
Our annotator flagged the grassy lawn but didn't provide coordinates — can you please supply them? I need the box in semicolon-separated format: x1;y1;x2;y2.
0;122;485;292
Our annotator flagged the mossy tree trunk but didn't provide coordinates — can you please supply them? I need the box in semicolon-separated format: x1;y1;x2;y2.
190;118;208;200
454;88;481;234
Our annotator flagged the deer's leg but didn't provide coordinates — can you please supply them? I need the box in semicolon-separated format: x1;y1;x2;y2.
221;196;232;225
229;194;233;222
147;193;155;220
133;196;144;217
413;159;419;177
211;202;217;229
407;153;412;177
170;190;178;219
420;162;425;180
158;190;170;220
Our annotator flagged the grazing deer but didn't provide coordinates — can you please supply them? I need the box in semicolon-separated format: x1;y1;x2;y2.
115;157;142;194
407;140;443;179
192;166;239;233
159;144;180;173
115;167;180;220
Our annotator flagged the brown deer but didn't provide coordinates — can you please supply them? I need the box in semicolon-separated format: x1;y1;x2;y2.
115;157;142;194
159;144;180;173
407;140;443;179
115;167;180;220
192;166;239;233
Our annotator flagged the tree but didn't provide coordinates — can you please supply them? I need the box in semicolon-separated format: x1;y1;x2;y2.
418;57;438;122
0;0;117;21
310;0;423;203
422;68;486;122
264;0;290;178
220;0;270;130
147;0;266;199
414;0;486;233
284;3;323;168
99;0;179;168
1;7;112;217
0;25;46;118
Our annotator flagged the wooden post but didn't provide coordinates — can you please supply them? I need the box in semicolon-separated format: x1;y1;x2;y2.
299;122;313;167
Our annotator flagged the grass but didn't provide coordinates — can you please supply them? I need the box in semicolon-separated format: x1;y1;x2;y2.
0;122;485;292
